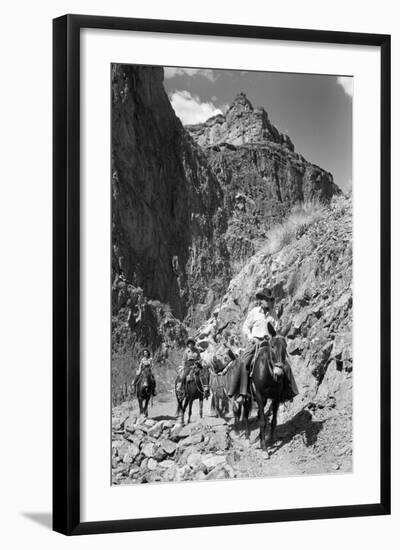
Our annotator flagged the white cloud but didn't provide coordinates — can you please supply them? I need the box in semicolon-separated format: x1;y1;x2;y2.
164;67;217;82
169;90;222;125
337;76;353;97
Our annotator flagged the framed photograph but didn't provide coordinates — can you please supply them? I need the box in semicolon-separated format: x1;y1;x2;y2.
53;14;391;535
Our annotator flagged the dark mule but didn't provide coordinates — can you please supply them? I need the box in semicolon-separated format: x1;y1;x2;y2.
136;365;155;417
209;370;229;418
175;363;210;425
247;337;288;450
223;359;253;433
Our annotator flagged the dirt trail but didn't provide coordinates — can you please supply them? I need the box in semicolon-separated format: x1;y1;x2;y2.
113;390;351;484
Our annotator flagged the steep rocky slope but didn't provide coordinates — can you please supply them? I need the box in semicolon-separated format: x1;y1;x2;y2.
196;194;352;469
187;93;341;267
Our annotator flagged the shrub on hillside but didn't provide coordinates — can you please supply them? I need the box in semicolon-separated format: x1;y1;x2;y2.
264;199;324;254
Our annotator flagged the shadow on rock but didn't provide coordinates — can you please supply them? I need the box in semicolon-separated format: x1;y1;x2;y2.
152;414;177;422
244;407;325;454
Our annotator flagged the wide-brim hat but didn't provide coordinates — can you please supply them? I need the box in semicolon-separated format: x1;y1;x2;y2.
255;287;275;301
142;348;150;354
187;337;196;346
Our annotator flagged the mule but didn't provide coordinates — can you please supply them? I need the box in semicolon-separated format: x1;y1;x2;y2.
136;364;155;417
246;337;287;451
209;370;229;418
175;363;210;425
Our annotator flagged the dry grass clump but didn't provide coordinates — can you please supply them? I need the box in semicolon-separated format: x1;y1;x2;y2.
264;199;324;254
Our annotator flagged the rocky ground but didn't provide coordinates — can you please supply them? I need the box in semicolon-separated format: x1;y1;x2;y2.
112;388;351;485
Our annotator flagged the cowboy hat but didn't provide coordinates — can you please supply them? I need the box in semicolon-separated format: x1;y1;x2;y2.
255;287;275;301
186;337;196;346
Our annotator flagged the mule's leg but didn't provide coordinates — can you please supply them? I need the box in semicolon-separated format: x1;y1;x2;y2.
269;399;280;442
175;394;181;418
254;393;267;451
216;396;222;418
199;398;203;419
243;398;251;440
188;399;194;423
232;402;241;432
210;394;216;417
138;398;143;416
144;397;150;418
181;397;189;425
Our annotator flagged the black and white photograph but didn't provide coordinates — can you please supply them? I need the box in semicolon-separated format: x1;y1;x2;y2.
0;0;395;544
111;64;353;485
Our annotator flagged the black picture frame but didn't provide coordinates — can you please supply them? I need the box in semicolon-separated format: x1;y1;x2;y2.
53;14;391;535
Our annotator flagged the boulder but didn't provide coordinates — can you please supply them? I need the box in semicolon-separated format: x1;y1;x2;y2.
153;446;167;462
169;424;183;441
147;458;158;471
205;465;230;480
178;433;204;448
112;415;128;431
129;465;140;477
160;439;177;455
158;459;176;469
202;454;227;470
147;421;164;439
140;458;149;472
163;466;177;482
141;443;156;458
187;453;203;470
175;424;197;438
122;450;138;464
205;432;229;452
144;418;156;428
124;415;138;433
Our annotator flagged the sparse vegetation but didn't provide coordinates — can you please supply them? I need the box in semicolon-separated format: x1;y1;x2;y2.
262;199;325;255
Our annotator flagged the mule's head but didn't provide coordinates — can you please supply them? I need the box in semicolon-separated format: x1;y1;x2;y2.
269;336;287;368
198;363;210;399
256;344;284;384
139;365;152;391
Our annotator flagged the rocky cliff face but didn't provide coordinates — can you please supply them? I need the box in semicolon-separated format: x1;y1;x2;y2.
112;65;230;331
187;93;341;267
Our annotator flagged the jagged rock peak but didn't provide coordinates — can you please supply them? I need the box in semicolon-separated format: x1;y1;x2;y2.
227;92;254;114
186;92;293;151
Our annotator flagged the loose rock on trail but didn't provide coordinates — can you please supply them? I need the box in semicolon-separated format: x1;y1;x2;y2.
112;391;351;485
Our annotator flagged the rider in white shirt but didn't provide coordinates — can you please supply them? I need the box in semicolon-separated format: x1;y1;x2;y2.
228;287;298;404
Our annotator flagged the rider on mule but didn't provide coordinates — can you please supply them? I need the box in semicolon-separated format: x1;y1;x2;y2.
132;348;156;396
228;287;298;405
176;338;202;392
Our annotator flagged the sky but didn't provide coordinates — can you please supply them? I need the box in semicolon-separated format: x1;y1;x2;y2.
163;67;352;192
